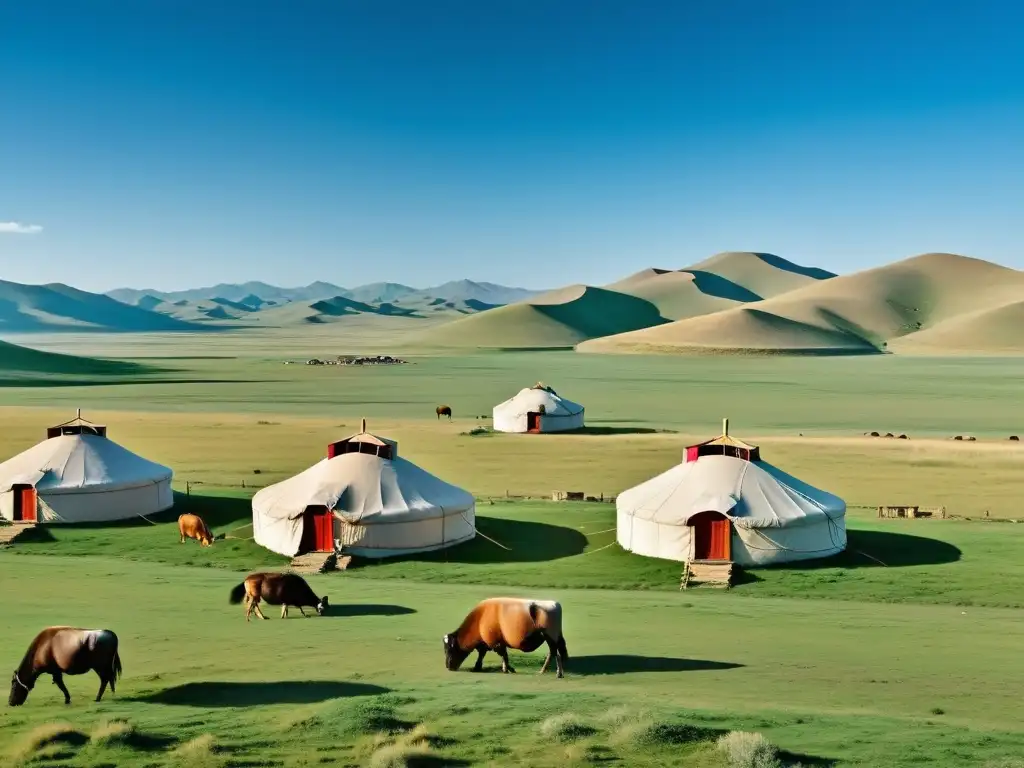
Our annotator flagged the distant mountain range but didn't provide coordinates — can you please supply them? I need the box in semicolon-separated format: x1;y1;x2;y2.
106;279;540;308
5;254;1024;357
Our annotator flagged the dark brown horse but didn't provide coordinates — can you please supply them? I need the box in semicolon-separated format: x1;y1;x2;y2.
229;572;328;621
9;627;121;706
436;405;452;421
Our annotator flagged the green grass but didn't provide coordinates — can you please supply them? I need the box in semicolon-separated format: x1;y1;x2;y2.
1;346;1024;438
4;539;1024;767
10;497;1024;609
3;339;1024;765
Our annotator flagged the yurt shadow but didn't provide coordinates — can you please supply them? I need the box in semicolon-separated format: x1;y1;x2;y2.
755;529;962;571
561;425;674;436
359;516;589;565
569;655;744;676
132;680;390;707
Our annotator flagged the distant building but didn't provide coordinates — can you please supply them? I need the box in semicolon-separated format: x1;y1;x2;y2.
492;383;584;433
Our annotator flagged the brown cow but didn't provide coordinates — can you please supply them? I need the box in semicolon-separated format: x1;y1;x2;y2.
229;572;328;621
9;627;121;707
436;405;452;421
178;513;213;546
443;597;567;678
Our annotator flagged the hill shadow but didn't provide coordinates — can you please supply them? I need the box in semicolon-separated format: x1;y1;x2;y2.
750;252;837;280
684;270;763;302
133;680;389;707
328;604;417;618
570;655;744;676
354;517;588;566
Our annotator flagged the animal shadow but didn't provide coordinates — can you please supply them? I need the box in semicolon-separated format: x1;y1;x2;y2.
133;680;389;707
569;655;743;676
327;603;417;618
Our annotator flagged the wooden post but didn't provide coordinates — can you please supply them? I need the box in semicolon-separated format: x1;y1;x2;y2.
723;417;729;436
361;418;367;433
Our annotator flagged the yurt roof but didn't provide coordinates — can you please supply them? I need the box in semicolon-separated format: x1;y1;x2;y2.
617;453;845;530
327;419;399;458
496;385;584;416
0;432;173;495
253;441;473;525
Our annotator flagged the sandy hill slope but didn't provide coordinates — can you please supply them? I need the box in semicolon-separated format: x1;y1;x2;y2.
683;252;837;298
580;253;1024;355
0;339;142;376
887;299;1024;355
603;252;832;321
408;285;668;349
0;280;206;332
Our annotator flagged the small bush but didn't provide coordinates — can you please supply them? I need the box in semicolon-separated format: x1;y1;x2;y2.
717;731;782;768
367;741;435;768
539;713;597;743
626;721;715;747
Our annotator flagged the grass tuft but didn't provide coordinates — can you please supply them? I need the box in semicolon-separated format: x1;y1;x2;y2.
8;723;88;765
717;731;782;768
539;713;598;743
171;734;223;768
89;719;136;747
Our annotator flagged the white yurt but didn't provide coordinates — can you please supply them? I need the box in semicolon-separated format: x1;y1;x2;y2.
252;421;476;558
616;420;846;566
492;383;584;433
0;414;174;524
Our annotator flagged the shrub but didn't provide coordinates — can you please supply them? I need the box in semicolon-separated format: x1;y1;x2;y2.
717;731;782;768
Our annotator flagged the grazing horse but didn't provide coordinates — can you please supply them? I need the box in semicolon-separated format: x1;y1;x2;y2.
229;572;328;621
443;597;568;678
9;627;121;707
178;513;214;546
436;405;452;421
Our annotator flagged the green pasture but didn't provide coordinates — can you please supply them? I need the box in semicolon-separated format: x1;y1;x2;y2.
4;502;1024;766
3;335;1024;765
3;341;1024;439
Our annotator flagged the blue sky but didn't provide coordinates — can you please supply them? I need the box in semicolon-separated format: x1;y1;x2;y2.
1;1;1023;292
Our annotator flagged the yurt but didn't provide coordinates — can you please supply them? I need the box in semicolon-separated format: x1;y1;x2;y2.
252;421;476;558
0;414;174;524
616;420;846;567
492;382;584;434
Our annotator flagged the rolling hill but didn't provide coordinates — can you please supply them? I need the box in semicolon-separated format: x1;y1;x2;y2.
580;253;1024;355
0;280;207;332
408;284;669;349
605;252;834;321
0;339;144;376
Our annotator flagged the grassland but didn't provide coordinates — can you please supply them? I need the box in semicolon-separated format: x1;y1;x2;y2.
3;338;1024;766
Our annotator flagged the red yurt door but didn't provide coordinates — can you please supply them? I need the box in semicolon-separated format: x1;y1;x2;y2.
314;509;334;552
12;485;37;523
527;412;542;432
299;507;335;553
689;511;732;561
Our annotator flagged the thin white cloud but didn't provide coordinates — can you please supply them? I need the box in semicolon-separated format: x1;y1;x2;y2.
0;221;43;234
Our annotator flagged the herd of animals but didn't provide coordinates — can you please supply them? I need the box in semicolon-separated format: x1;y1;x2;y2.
8;511;568;708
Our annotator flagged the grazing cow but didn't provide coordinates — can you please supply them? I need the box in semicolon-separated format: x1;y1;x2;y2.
9;627;121;707
436;405;452;421
229;572;328;621
178;513;213;546
1010;436;1020;442
442;597;568;678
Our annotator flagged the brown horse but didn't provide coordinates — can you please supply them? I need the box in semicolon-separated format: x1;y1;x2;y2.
436;405;452;421
443;597;568;678
9;627;121;706
178;513;213;546
229;572;328;621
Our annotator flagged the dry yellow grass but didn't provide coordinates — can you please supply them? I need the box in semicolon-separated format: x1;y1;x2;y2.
2;406;1022;518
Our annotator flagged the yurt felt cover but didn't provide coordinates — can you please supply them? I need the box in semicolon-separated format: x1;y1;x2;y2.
492;386;585;433
252;451;476;557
